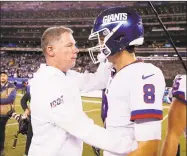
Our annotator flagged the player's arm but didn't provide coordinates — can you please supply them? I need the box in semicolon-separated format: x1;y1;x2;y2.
128;140;159;156
128;68;165;156
127;118;161;156
161;97;186;156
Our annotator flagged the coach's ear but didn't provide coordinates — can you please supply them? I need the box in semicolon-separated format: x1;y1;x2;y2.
46;45;55;57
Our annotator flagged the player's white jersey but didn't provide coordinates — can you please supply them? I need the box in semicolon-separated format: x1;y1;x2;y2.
104;61;165;156
28;64;137;156
172;74;187;104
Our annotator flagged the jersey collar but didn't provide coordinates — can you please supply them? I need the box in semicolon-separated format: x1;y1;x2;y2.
112;59;143;77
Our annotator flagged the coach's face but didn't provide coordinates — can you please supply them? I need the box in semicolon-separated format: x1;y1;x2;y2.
0;73;8;84
53;32;79;72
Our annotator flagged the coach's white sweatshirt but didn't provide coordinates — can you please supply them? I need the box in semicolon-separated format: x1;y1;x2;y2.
28;64;137;156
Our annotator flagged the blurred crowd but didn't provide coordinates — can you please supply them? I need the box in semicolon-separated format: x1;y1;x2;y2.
0;52;45;78
1;6;185;19
1;2;186;51
0;51;185;80
1;2;185;19
1;2;135;11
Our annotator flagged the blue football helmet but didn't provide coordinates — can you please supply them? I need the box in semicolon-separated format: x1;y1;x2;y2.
88;7;144;64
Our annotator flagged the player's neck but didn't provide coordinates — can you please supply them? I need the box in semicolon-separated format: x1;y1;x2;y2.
113;52;136;73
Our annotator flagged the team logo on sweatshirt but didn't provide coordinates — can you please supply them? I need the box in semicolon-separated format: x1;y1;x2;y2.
50;95;64;108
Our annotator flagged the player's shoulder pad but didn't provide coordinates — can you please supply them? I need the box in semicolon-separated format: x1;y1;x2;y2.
144;63;164;77
152;63;163;73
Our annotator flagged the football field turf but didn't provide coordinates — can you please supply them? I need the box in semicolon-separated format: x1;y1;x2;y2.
4;94;186;156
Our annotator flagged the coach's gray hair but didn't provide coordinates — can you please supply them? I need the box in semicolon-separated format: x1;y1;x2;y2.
41;26;73;52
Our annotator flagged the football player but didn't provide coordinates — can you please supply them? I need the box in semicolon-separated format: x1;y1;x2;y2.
161;74;186;156
88;7;166;156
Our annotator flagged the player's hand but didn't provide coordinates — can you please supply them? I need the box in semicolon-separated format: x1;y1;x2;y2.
92;146;100;156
